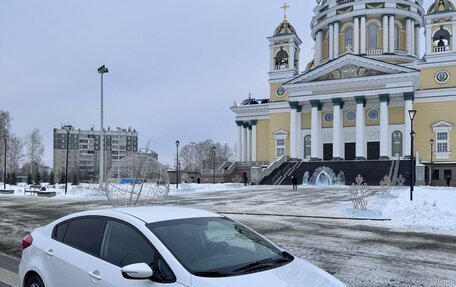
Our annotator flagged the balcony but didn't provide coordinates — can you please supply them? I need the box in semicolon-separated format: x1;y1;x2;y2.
337;0;354;4
433;45;450;53
366;49;383;56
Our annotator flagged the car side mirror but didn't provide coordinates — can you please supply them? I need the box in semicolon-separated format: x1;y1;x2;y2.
121;263;153;280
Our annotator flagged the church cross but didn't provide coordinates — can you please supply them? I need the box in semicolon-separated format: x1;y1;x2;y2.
281;2;290;20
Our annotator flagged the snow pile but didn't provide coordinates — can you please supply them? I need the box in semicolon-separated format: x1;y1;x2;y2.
381;187;456;234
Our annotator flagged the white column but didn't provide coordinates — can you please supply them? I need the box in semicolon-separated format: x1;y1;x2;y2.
297;106;303;160
426;25;432;54
383;15;389;53
334;21;340;58
415;25;421;57
236;121;243;161
316;30;323;65
289;43;295;71
379;95;390;159
317;108;323;159
270;46;275;72
354;17;360;54
247;125;252;162
404;93;414;157
310;101;319;159
251;121;257;162
332;99;343;159
389;15;395;53
355;97;365;159
290;103;297;159
406;18;412;55
411;20;416;56
360;16;366;54
242;124;248;161
453;24;456;51
329;24;334;60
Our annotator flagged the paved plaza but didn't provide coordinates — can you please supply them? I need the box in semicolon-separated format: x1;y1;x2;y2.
1;186;455;286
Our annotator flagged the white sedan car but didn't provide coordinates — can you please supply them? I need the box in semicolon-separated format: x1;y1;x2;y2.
19;206;346;287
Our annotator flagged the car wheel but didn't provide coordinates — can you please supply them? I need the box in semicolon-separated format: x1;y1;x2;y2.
26;275;45;287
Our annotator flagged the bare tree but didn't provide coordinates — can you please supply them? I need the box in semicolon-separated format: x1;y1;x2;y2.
25;128;45;175
7;135;24;172
179;140;233;172
0;111;12;181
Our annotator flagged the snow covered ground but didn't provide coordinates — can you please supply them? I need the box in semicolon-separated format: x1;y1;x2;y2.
3;182;456;236
2;183;456;286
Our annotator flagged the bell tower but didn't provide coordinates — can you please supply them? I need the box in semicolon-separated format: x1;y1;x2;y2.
425;0;456;62
268;3;301;83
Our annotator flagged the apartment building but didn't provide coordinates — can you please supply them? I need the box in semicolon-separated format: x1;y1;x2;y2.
53;126;140;181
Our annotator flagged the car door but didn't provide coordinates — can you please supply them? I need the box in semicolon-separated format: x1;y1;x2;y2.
45;217;105;287
85;219;181;287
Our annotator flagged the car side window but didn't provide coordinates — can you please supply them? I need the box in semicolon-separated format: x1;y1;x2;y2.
100;220;176;282
62;217;105;255
100;220;155;267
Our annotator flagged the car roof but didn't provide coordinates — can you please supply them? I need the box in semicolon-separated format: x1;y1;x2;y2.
109;206;220;223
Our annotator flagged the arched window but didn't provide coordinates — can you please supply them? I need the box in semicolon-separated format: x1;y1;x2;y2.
275;47;289;70
394;25;400;50
368;24;378;49
391;131;402;157
304;135;311;159
344;27;353;51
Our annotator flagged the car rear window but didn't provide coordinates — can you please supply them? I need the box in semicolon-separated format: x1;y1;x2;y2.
62;217;105;254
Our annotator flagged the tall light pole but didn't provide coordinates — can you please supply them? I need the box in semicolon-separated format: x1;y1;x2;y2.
175;140;180;189
212;146;216;184
97;65;108;189
408;109;417;201
430;138;434;186
3;136;7;190
63;125;72;195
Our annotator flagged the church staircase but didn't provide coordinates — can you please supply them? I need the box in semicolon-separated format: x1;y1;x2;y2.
260;160;411;186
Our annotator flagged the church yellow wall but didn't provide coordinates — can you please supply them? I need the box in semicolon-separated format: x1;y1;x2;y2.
365;108;380;126
322;40;329;60
302;112;311;129
269;113;290;163
414;101;456;162
256;120;270;162
343;110;356;127
389;107;404;125
420;66;456;89
378;27;383;49
269;83;289;101
322;112;332;128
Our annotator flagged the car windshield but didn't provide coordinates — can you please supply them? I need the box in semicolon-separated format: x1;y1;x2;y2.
147;217;293;277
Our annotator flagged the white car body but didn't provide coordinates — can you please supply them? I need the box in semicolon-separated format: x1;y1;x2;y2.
19;206;345;287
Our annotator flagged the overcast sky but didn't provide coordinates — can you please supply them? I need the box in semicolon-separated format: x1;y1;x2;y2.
0;1;432;167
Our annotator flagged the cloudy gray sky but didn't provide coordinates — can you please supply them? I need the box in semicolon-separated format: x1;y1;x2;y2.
0;0;432;167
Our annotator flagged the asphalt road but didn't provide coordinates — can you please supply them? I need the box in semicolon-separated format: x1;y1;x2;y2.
1;186;456;286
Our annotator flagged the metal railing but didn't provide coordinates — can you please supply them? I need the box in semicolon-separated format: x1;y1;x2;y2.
366;48;383;56
433;45;450;53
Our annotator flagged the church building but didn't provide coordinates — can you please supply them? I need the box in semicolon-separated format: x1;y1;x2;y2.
231;0;456;186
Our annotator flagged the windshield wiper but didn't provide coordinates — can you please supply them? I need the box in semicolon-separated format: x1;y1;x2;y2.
232;254;293;274
193;271;231;277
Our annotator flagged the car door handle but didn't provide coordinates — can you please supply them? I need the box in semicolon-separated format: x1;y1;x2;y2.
88;270;102;281
44;249;54;256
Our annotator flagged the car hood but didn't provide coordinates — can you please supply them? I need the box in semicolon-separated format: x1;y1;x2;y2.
190;258;345;287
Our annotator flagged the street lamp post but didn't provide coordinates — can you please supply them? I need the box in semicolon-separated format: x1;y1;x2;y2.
175;140;180;189
3;136;7;190
97;65;108;190
430;138;434;186
408;109;417;201
212;146;216;184
63;125;72;195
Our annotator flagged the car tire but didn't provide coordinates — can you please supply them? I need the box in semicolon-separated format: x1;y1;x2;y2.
26;275;45;287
